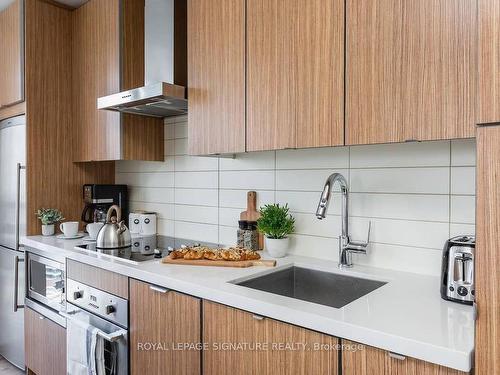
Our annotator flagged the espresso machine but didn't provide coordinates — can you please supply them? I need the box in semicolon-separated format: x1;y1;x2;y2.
81;184;128;224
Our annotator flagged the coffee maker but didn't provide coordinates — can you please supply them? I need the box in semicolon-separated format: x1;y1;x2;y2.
81;184;128;224
440;235;475;305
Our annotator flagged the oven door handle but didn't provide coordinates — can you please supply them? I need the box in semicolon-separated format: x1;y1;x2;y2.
60;311;127;343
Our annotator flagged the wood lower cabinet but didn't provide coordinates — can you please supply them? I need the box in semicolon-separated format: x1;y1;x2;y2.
203;301;339;375
346;0;477;145
0;0;23;109
475;125;500;374
478;0;500;124
25;307;66;375
342;340;468;375
246;0;344;151
129;279;201;375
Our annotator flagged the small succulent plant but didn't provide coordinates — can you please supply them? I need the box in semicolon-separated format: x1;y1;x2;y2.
36;208;64;225
257;204;295;239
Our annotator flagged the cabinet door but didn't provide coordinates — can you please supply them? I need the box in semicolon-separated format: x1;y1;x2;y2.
478;0;500;124
129;279;201;375
246;0;344;151
25;307;66;375
346;0;476;145
0;0;23;108
203;301;339;375
476;125;500;373
188;0;246;155
342;340;468;375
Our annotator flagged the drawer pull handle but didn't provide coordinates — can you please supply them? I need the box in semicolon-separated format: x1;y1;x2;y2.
252;314;264;321
388;352;406;361
150;285;170;294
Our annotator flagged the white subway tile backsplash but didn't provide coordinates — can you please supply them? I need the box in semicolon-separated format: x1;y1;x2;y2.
350;193;449;222
350;168;449;194
175;171;218;189
220;151;275;170
350;141;450;168
451;139;476;166
219;190;275;209
276;147;349;170
450;196;476;224
451;167;476;195
116;117;476;276
220;170;275;190
276;169;349;191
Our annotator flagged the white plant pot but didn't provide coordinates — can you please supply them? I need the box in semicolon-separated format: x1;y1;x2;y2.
265;237;290;258
41;224;55;236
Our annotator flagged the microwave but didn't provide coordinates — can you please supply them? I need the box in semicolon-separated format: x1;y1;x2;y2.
27;252;65;312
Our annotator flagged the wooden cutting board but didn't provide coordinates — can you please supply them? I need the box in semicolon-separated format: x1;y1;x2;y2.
162;255;276;268
240;191;264;249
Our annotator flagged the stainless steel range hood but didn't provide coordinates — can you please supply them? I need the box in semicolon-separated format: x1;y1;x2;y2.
98;0;187;118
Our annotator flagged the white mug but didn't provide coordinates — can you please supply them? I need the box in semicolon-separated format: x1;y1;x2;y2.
86;222;104;240
129;212;141;234
60;221;79;237
139;213;157;236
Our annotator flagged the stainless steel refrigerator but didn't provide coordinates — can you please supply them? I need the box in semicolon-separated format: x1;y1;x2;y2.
0;115;26;369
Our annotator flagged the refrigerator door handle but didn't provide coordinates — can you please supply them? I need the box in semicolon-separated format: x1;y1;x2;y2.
15;163;25;252
13;255;24;312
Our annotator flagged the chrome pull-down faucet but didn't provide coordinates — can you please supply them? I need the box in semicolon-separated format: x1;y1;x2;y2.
316;173;371;268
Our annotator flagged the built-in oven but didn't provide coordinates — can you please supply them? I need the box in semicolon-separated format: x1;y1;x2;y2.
26;252;65;313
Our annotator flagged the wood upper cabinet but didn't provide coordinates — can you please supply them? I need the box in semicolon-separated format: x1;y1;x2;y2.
0;0;24;109
25;307;66;375
72;0;164;162
187;0;246;155
475;125;500;374
478;0;500;124
246;0;344;151
129;279;201;375
342;340;468;375
203;301;339;375
346;0;477;145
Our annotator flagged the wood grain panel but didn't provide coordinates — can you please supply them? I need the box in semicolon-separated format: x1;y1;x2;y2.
0;101;25;121
67;259;128;298
475;125;500;374
346;0;477;145
72;0;121;161
25;0;114;236
247;0;344;151
0;0;23;108
203;301;338;375
187;0;246;155
130;279;201;375
478;0;500;124
121;0;145;91
342;340;468;375
25;307;66;375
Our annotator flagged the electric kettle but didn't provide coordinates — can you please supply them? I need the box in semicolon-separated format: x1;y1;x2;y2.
96;205;131;249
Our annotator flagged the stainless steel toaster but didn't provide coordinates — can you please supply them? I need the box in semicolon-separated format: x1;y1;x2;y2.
440;235;475;305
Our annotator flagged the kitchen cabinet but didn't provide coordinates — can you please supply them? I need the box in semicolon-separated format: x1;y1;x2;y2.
346;0;477;145
202;301;339;375
187;0;246;155
72;0;163;161
25;307;66;375
478;0;500;124
129;279;201;375
0;0;24;109
342;340;468;375
246;0;344;151
475;125;500;373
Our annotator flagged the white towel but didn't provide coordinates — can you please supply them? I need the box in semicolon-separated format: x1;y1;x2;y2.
66;318;94;375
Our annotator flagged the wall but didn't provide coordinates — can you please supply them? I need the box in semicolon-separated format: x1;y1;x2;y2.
116;116;476;276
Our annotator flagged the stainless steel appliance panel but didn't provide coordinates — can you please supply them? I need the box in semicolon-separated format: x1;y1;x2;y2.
0;116;26;250
0;246;25;369
27;252;65;312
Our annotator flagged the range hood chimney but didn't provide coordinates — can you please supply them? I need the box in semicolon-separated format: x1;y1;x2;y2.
97;0;187;118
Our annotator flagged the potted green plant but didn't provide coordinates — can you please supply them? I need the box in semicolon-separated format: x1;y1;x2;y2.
36;208;64;236
257;204;295;258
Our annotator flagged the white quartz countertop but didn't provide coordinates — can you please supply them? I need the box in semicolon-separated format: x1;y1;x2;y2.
22;235;474;371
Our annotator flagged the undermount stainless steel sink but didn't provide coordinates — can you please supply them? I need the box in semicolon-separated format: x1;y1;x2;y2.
235;266;387;309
